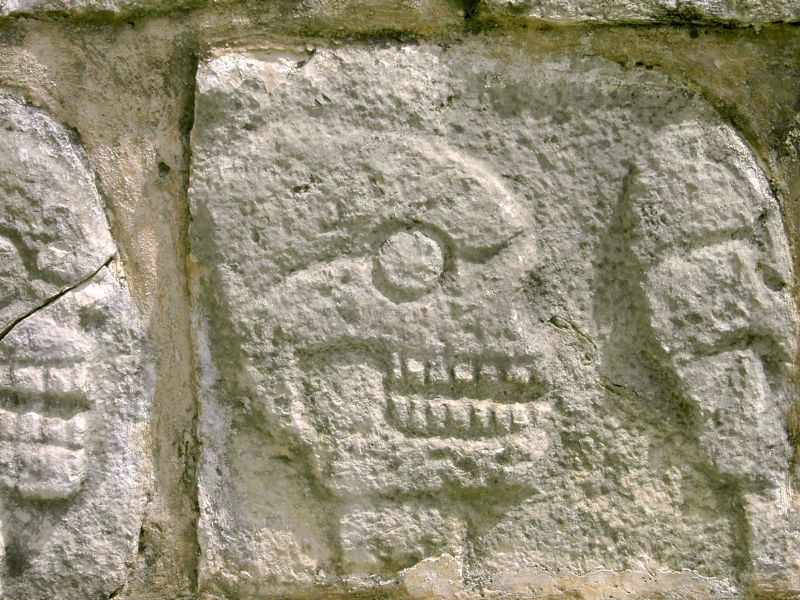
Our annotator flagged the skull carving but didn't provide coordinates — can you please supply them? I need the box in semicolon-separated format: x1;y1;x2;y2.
0;93;150;600
191;47;799;598
0;320;93;501
246;139;582;569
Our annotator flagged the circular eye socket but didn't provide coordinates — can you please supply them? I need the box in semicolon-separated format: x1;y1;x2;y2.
377;230;444;296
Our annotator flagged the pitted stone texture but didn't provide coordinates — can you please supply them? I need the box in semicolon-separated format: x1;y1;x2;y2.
190;43;799;599
0;94;114;333
0;0;181;15
377;230;445;298
484;0;800;24
0;0;460;22
0;97;151;600
0;268;151;600
1;0;796;21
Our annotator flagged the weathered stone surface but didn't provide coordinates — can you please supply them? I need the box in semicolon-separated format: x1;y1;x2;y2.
0;94;115;335
0;0;179;16
0;96;151;599
0;269;151;599
483;0;800;24
1;0;797;23
0;0;462;26
190;43;799;598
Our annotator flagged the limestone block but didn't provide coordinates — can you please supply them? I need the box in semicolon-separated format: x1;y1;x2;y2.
189;42;799;598
0;95;151;599
483;0;800;24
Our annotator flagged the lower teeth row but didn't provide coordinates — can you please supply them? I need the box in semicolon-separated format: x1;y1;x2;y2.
388;396;530;437
0;410;87;448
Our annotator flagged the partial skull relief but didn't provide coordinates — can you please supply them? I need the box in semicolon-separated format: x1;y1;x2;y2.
265;141;550;450
190;47;799;598
0;94;150;599
0;318;92;501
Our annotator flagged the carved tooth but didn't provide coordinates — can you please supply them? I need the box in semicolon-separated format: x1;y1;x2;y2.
423;402;434;434
46;366;87;395
427;400;448;434
510;405;531;430
492;405;511;434
405;358;426;386
0;410;14;440
10;367;45;393
407;400;426;434
16;412;43;443
390;353;403;381
453;362;473;385
506;364;531;386
42;417;65;445
390;397;409;428
398;398;412;428
65;414;88;441
478;364;501;383
427;356;449;385
43;415;87;448
0;443;15;488
445;401;470;434
470;402;493;433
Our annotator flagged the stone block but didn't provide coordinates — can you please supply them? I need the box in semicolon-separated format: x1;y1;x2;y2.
189;41;798;598
0;94;152;600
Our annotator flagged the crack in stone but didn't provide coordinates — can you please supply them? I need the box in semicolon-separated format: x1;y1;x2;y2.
178;48;202;596
0;255;113;344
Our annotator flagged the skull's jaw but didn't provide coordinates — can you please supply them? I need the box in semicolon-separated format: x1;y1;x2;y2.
297;340;552;440
284;340;556;499
0;389;89;500
261;322;575;494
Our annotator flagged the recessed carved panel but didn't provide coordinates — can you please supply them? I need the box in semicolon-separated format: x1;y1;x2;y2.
190;44;799;598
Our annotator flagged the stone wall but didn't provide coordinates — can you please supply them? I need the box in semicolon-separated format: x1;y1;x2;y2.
0;2;799;599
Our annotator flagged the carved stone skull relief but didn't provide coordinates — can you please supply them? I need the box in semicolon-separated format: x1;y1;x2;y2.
0;93;151;600
190;45;799;598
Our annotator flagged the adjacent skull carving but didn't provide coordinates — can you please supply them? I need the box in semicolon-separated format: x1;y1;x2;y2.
0;93;150;600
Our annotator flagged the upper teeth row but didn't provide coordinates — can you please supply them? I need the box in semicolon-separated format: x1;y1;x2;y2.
388;353;535;387
0;409;87;449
